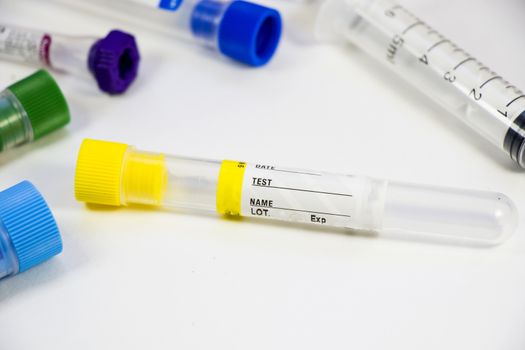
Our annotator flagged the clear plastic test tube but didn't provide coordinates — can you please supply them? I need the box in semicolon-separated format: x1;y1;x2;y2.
0;70;70;153
77;0;282;66
313;0;525;167
0;181;63;280
0;24;140;94
75;139;518;246
127;0;182;11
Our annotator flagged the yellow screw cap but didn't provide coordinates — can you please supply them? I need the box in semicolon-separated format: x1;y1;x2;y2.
75;139;129;206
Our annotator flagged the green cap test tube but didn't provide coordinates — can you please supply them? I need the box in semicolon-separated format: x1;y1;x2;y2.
0;70;70;152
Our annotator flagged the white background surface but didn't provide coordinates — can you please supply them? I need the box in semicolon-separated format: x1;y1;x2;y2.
1;0;525;349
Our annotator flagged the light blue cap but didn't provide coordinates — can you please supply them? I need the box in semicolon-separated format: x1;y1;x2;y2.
0;181;62;273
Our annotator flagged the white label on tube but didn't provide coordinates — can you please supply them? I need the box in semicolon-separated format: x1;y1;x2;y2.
241;164;358;228
0;26;50;65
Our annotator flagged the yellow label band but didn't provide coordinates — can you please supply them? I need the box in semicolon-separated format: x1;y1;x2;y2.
216;160;246;215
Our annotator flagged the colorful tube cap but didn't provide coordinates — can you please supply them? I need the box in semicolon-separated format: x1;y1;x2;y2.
218;1;282;66
159;0;182;11
75;139;129;206
7;70;70;140
0;181;62;273
88;30;141;95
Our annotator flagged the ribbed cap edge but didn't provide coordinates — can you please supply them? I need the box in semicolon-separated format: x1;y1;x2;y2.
75;139;129;206
7;70;70;139
0;181;62;272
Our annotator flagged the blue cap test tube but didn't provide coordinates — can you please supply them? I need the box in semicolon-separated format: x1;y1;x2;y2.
0;181;62;280
68;0;282;66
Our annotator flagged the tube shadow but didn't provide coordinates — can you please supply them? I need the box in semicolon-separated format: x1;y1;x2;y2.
81;203;496;249
0;219;90;304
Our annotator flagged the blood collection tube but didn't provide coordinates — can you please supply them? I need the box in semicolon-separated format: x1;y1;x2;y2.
0;24;140;94
0;70;70;153
127;0;182;11
0;181;63;280
69;0;282;67
75;139;518;246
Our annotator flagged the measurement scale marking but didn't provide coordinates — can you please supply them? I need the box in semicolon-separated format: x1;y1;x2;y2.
427;39;449;52
270;169;322;177
453;57;475;70
505;86;522;94
402;21;424;35
251;205;351;218
480;76;502;89
506;95;525;107
252;184;353;197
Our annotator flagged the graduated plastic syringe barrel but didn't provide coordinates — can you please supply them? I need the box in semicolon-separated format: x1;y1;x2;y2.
0;24;140;94
315;0;525;167
75;139;518;246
